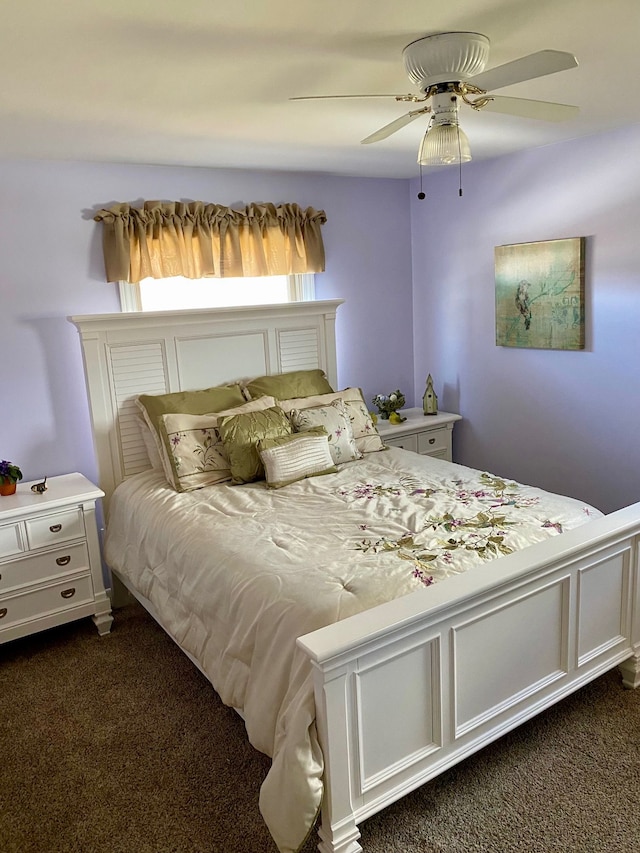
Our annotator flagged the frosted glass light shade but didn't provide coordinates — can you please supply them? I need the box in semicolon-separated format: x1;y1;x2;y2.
418;124;472;165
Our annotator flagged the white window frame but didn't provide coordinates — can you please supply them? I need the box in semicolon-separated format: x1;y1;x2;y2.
118;273;315;312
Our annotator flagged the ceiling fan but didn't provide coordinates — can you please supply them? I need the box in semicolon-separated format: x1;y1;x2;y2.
291;32;579;165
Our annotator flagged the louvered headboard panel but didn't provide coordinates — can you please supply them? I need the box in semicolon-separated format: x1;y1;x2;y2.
110;343;168;478
69;300;343;513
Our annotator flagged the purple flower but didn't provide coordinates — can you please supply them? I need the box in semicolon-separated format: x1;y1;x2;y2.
0;460;22;482
412;568;435;587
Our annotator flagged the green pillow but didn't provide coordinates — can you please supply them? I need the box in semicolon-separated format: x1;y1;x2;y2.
218;406;293;484
137;384;246;437
244;369;333;401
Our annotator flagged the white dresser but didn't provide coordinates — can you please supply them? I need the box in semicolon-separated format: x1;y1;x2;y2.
375;408;461;462
0;473;113;644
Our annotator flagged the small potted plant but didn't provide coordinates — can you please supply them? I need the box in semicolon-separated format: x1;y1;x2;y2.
372;390;407;422
0;460;23;496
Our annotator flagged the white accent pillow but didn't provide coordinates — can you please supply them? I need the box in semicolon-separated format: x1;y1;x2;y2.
259;430;337;489
289;399;362;465
159;396;277;491
278;387;385;454
136;414;164;471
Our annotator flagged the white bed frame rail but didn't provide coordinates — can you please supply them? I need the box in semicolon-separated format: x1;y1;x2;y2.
299;504;640;853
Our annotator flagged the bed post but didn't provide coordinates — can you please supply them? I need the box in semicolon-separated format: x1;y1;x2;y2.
310;660;362;853
618;534;640;688
619;654;640;688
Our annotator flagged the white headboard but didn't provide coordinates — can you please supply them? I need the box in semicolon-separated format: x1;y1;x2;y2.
69;300;343;511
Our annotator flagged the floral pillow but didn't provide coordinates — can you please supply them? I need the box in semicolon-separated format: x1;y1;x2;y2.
278;387;384;454
159;396;277;491
289;399;362;465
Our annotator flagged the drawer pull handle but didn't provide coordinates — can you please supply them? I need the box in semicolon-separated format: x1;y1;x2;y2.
0;608;7;619
56;556;71;566
429;438;436;445
60;588;76;599
49;524;62;533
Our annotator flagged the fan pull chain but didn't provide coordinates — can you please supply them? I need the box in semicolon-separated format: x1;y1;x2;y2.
417;164;426;200
457;123;463;197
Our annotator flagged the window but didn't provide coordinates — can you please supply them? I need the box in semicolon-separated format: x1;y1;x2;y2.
118;273;315;312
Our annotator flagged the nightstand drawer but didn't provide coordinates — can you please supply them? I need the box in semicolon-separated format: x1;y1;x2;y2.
375;410;460;463
417;428;449;456
0;574;94;631
384;433;418;453
25;508;85;550
0;522;25;559
0;543;90;593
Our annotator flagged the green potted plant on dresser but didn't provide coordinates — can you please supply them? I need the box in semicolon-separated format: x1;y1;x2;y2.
0;460;22;496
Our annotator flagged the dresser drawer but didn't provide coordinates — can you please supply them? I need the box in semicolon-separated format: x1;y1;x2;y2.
417;427;450;457
25;508;85;549
0;522;25;559
0;542;90;593
384;433;419;453
0;574;94;631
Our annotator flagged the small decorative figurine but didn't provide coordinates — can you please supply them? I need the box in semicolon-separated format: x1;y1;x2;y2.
422;375;438;416
31;477;48;494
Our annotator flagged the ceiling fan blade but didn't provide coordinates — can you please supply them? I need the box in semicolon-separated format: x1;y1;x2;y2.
360;109;429;144
290;94;408;101
468;50;578;92
484;95;579;122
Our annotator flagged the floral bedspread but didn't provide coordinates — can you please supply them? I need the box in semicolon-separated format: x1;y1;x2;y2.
105;448;601;853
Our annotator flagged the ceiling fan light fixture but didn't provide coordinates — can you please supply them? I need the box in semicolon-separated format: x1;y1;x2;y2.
403;32;490;91
418;122;472;166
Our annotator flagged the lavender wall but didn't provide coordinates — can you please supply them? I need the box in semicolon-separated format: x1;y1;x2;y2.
4;127;638;515
0;161;413;488
410;124;640;513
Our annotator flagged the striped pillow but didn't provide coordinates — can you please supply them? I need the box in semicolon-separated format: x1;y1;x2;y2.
258;428;337;489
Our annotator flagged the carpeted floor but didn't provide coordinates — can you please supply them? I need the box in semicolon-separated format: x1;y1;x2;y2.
1;603;638;853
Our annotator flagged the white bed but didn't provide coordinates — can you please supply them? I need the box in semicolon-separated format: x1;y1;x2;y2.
69;302;640;853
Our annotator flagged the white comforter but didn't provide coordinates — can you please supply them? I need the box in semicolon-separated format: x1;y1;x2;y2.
104;448;602;852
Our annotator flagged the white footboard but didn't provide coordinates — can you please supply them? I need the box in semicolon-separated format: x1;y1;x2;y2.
298;503;640;853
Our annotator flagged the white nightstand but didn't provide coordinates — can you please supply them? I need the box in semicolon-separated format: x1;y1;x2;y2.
375;408;461;462
0;473;113;644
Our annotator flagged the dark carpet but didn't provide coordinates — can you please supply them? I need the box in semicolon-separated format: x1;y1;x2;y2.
1;603;638;853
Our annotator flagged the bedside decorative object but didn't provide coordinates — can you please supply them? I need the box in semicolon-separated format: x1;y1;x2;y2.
372;390;406;420
31;477;48;494
422;375;438;416
0;460;22;496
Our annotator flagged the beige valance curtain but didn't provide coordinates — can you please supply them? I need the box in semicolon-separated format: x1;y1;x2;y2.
93;201;327;283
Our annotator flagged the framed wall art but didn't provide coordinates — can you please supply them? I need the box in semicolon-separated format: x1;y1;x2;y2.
495;237;585;350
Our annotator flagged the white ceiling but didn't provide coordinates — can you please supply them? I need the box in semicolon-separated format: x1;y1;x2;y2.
3;0;639;179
